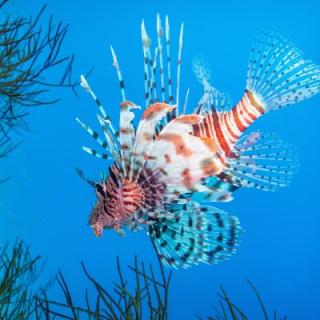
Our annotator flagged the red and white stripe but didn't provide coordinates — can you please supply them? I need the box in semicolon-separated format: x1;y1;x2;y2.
216;90;265;156
193;90;265;158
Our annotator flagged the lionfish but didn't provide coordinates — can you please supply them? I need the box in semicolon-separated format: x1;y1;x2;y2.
76;15;320;268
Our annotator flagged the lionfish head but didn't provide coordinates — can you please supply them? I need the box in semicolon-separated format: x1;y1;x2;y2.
88;166;145;237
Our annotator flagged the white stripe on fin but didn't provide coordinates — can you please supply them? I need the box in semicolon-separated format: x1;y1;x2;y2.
96;115;122;165
182;88;190;114
157;14;166;102
165;15;173;104
110;46;126;102
150;48;159;103
82;146;109;160
80;75;117;136
141;20;151;107
176;23;184;113
76;117;110;151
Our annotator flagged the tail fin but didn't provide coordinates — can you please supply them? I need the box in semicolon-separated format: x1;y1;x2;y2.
247;32;320;111
215;33;320;155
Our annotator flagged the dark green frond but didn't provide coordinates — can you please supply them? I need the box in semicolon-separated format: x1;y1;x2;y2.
0;239;42;319
0;4;84;165
199;281;287;320
36;255;171;320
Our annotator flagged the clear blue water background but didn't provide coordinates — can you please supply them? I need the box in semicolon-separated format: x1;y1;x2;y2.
1;0;320;318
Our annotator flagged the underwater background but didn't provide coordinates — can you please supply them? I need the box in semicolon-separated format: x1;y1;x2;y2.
1;0;320;318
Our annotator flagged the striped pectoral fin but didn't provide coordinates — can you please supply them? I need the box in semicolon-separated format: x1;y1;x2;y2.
148;202;241;269
223;131;299;191
96;115;121;164
80;75;118;137
82;146;109;160
76;117;121;166
76;118;111;154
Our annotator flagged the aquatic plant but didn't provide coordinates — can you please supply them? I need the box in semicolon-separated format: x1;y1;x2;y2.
0;239;286;319
0;130;17;183
40;274;287;320
0;2;80;172
0;239;42;319
36;253;172;320
36;245;286;319
198;280;287;320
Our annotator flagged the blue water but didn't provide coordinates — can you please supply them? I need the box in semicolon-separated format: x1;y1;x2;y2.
1;0;320;318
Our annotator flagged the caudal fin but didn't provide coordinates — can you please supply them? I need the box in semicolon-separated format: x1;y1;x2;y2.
247;32;320;111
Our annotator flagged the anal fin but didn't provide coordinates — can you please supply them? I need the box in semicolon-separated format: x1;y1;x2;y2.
223;131;299;191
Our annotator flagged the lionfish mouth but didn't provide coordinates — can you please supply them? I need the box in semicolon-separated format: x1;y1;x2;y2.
92;223;103;237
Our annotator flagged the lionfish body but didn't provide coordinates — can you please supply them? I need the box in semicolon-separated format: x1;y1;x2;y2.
77;16;320;268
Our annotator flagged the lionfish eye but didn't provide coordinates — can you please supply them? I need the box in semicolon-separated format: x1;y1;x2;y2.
96;184;105;197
